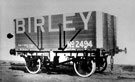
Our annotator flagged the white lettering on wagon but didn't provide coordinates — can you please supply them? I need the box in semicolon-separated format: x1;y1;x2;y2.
18;44;35;49
80;11;92;30
67;40;93;49
16;19;25;33
48;15;59;32
15;11;94;34
63;13;75;31
28;18;31;33
34;16;45;33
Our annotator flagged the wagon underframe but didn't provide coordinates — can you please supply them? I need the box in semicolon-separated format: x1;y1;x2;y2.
10;48;109;77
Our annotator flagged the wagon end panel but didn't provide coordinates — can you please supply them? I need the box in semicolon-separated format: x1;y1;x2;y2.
95;12;117;51
103;13;117;51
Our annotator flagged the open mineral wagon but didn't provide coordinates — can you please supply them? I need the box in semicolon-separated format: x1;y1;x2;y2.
9;11;126;77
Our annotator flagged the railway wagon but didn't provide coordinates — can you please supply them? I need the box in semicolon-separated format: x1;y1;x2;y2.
9;11;126;77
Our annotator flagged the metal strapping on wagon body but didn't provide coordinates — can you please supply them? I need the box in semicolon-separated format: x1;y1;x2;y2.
63;29;82;50
24;32;40;50
24;27;44;51
57;23;83;51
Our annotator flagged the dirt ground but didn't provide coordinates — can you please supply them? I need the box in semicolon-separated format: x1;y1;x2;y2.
0;60;135;82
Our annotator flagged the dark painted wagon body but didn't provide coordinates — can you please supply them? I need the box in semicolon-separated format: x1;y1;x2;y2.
9;11;126;77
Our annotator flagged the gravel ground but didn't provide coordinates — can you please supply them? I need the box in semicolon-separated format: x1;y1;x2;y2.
0;60;135;82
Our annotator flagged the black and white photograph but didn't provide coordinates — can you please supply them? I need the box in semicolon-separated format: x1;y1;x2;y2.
0;0;135;82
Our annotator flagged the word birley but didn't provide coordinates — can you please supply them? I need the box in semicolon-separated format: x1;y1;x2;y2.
15;11;94;34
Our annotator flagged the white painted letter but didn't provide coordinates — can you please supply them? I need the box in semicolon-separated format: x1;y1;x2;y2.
48;15;59;32
28;17;31;33
34;16;45;32
16;19;25;34
63;13;75;31
80;11;92;30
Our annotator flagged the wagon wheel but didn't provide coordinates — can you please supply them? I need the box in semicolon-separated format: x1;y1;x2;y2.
25;56;41;74
96;57;107;73
74;58;96;77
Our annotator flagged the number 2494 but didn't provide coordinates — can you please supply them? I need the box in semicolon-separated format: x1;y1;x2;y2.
67;40;93;49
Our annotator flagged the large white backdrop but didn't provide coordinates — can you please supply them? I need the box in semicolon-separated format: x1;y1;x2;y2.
0;0;135;65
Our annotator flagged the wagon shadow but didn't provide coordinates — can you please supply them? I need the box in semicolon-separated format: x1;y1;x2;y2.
42;65;77;76
9;62;27;72
9;63;77;76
